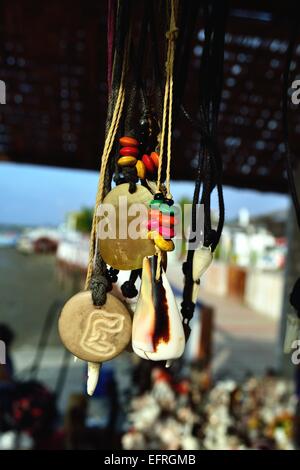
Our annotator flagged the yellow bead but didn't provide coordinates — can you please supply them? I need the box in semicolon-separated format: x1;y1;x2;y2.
147;230;157;240
154;233;175;252
118;156;137;167
136;160;146;179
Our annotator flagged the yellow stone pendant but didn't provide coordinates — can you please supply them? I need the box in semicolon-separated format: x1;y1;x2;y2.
98;183;155;270
58;291;132;362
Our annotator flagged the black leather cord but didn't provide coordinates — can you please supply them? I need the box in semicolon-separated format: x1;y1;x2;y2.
181;0;228;328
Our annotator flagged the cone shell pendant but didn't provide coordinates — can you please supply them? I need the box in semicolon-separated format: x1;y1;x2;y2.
132;256;185;361
192;245;213;302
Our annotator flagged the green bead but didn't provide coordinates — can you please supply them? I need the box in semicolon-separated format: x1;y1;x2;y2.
150;199;161;209
160;203;175;215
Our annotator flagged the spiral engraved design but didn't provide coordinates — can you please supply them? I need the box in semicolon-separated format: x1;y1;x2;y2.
80;311;125;357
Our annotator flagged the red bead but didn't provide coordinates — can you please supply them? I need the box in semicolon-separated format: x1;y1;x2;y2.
160;214;178;226
147;219;160;231
120;146;139;157
150;152;160;168
148;209;160;220
149;210;178;226
158;225;175;239
142;154;156;173
119;136;139;147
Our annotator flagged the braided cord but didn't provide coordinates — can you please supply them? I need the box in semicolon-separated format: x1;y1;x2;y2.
85;30;129;291
156;0;178;198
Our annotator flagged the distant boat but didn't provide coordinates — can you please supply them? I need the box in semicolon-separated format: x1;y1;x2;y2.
17;228;60;254
0;232;18;247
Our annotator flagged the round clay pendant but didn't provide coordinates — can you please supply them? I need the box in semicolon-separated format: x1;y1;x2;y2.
98;183;155;270
58;291;132;362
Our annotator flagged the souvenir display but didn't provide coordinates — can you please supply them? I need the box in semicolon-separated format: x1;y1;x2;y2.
58;0;189;394
2;0;300;453
58;0;226;395
58;8;135;393
122;369;295;450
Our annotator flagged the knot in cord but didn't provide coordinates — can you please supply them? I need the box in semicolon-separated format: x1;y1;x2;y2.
166;27;178;41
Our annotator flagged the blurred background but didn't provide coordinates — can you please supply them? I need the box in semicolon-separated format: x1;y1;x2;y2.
1;0;300;450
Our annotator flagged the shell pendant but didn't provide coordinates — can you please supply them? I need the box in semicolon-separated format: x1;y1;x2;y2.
132;256;185;361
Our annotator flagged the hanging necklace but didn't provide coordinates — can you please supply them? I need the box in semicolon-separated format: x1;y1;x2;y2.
59;0;186;393
132;0;185;363
180;1;227;339
59;4;135;394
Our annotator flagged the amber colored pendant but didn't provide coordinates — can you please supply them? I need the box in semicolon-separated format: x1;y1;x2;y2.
58;291;132;362
99;183;156;270
132;256;185;361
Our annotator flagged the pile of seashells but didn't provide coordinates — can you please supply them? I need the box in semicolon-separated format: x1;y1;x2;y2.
122;366;297;450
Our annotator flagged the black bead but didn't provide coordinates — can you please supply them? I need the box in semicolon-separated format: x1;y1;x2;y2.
164;198;174;206
121;281;138;299
139;118;149;129
107;267;119;284
181;300;195;320
154;192;164;201
108;267;119;276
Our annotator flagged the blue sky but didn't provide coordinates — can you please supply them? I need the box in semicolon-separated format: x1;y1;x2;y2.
0;163;290;226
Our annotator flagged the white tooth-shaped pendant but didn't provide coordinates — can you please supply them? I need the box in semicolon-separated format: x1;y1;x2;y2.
87;362;101;396
192;246;213;302
192;283;201;304
192;245;213;281
132;256;185;361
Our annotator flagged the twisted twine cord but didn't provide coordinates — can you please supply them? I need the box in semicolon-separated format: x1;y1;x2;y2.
165;30;176;199
85;0;131;398
85;41;129;291
156;0;178;199
156;42;170;192
155;0;178;276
